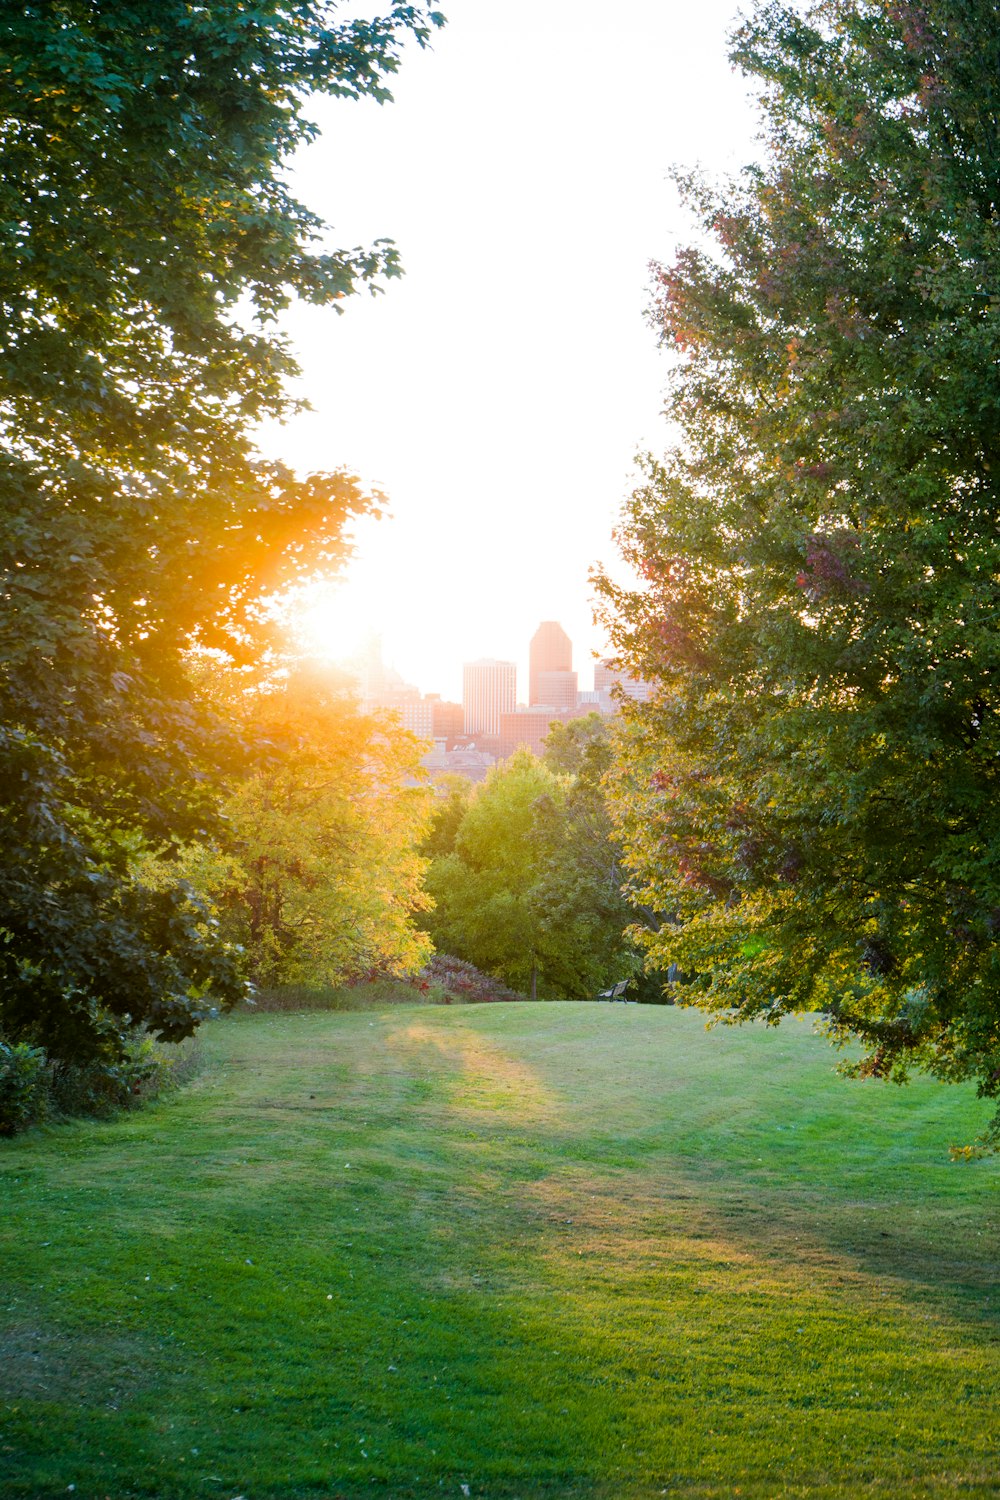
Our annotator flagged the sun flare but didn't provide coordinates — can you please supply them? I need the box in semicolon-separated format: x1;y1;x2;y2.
284;579;376;666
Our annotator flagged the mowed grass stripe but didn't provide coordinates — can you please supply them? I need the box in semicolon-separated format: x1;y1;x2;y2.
1;1003;999;1499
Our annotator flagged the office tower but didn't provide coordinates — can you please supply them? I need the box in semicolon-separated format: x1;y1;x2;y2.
355;632;387;704
427;698;465;741
463;658;516;736
595;657;652;707
529;621;572;706
535;669;578;711
397;701;434;738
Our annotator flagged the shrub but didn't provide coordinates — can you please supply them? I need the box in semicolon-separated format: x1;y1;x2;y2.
242;963;527;1012
0;1040;49;1135
0;1030;200;1135
49;1032;194;1120
418;956;527;1005
246;977;437;1013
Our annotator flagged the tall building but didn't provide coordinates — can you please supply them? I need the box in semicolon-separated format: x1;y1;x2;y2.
595;657;652;708
463;658;516;736
355;632;389;704
350;634;435;739
529;621;572;707
535;669;578;711
353;634;420;711
396;701;434;739
426;696;465;742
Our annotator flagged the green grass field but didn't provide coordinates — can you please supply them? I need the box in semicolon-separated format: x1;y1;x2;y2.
2;1002;1000;1499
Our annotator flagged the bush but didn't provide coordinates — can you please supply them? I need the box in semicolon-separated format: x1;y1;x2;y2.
241;963;527;1013
0;1031;200;1135
0;1040;49;1135
245;977;438;1013
49;1032;198;1119
418;956;527;1005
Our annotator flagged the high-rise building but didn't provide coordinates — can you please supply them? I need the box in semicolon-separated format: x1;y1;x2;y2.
529;621;572;707
396;701;434;739
353;634;420;711
426;697;465;742
595;657;652;708
463;658;516;737
535;669;578;711
349;634;437;739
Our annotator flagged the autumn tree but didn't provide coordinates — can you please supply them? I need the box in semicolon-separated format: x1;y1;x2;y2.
0;2;442;1062
180;670;433;991
599;0;1000;1124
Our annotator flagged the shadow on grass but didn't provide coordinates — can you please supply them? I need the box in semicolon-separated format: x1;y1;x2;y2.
9;1142;992;1499
5;1006;1000;1499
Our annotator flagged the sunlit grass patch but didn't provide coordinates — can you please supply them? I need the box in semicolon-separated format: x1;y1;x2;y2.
385;1018;559;1123
1;1004;999;1498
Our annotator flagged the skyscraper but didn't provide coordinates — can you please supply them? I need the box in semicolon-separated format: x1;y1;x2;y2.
595;657;652;707
529;621;572;707
463;658;516;736
535;669;578;711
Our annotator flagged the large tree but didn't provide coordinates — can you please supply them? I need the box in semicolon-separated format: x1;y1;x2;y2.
0;2;442;1061
598;0;1000;1125
188;669;433;991
425;748;637;999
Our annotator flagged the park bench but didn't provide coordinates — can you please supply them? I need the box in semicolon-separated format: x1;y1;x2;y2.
597;979;630;1002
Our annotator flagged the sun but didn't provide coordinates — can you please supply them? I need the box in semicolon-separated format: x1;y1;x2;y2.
282;578;376;666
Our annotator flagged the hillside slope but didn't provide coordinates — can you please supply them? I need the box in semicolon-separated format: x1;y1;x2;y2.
2;1003;999;1498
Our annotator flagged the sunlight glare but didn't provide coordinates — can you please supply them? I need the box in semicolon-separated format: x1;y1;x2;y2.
287;579;376;667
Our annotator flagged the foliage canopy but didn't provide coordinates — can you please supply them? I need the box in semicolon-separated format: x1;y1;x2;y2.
599;0;1000;1119
0;1;442;1061
425;743;638;999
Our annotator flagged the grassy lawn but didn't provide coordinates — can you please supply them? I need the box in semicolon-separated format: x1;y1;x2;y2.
2;1002;999;1499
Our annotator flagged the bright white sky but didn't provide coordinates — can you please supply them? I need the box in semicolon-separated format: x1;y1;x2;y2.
262;0;759;702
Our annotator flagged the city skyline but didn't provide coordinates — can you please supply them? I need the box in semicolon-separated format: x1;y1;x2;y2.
264;0;756;701
314;613;615;709
352;617;647;721
355;615;649;784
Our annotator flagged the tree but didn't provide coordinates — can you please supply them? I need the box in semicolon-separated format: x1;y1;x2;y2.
182;670;433;990
425;749;637;999
541;712;612;777
543;714;672;1000
598;0;1000;1126
0;2;443;1061
420;775;473;860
